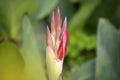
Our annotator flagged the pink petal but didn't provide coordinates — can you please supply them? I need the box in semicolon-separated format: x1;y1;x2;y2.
62;17;67;33
56;8;62;29
46;26;54;50
57;36;63;60
57;31;69;60
56;24;61;42
51;12;56;36
63;31;69;56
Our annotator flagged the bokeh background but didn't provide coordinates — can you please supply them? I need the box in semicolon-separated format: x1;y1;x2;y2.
0;0;120;80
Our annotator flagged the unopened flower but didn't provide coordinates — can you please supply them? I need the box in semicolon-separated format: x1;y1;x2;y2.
46;8;68;80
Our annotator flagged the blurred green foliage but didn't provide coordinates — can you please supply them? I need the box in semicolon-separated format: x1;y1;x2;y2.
69;18;120;80
0;0;120;80
0;0;39;38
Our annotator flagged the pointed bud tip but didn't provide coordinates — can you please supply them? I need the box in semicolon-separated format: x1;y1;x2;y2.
64;17;67;26
56;7;61;18
52;11;55;21
57;7;60;14
62;17;67;33
47;26;51;35
65;17;67;22
47;25;49;31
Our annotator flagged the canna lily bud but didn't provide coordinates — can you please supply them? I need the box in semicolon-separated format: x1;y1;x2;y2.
46;8;69;80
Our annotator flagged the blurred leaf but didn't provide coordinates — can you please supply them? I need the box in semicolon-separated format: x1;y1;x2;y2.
59;0;76;20
35;0;59;20
0;41;24;80
69;0;101;31
85;0;120;33
96;18;120;80
0;0;39;39
68;59;95;80
21;16;47;80
34;21;46;59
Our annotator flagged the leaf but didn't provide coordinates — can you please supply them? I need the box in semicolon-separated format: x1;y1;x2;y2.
68;59;95;80
96;18;120;80
21;16;47;80
69;0;101;31
0;0;39;39
35;0;59;20
0;41;24;80
85;0;120;32
59;0;76;20
34;21;46;59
